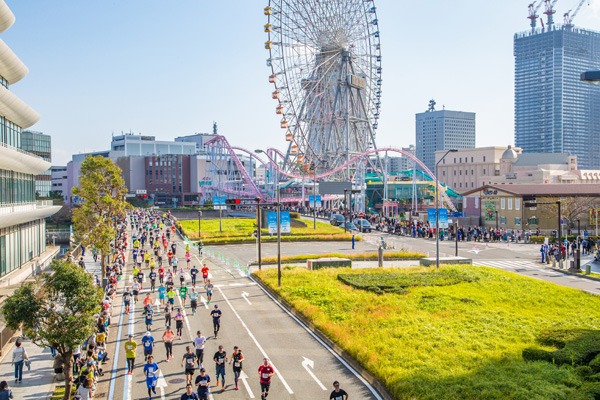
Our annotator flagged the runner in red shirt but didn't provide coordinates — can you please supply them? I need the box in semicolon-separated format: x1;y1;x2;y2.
258;358;275;400
167;251;174;266
201;264;209;284
158;266;165;284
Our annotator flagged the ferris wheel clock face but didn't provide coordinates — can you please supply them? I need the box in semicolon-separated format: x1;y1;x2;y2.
264;0;382;179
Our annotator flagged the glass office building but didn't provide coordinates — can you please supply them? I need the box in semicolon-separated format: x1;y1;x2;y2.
0;2;59;277
514;26;600;170
21;130;52;197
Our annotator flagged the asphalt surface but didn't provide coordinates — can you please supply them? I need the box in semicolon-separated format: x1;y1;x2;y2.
107;220;381;400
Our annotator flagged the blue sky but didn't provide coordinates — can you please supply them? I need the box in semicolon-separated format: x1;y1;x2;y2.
4;0;600;165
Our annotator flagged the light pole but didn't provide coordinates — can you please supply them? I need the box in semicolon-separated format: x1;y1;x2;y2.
256;149;282;286
310;162;318;230
198;210;202;240
435;149;457;269
206;159;222;232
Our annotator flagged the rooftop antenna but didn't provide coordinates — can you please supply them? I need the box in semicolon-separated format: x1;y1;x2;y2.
427;99;436;112
213;121;218;135
528;0;544;31
544;0;559;27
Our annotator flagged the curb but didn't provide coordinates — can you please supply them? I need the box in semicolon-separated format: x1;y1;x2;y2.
250;274;395;400
190;239;359;246
546;265;600;283
250;257;424;266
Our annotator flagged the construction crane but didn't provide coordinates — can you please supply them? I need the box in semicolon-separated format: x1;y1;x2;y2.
564;0;589;27
528;0;545;31
544;0;560;27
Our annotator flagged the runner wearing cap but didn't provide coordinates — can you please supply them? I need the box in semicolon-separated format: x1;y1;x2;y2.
192;331;206;367
189;288;199;316
194;368;211;400
258;358;275;400
204;279;213;305
143;303;154;331
181;346;198;385
210;304;222;338
124;334;137;374
123;287;132;314
213;345;227;392
141;331;155;361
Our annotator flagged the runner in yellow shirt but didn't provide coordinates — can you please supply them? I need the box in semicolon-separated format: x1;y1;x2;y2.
124;334;137;374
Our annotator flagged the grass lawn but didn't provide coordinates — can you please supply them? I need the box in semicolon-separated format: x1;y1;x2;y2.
261;250;425;263
255;264;600;399
181;219;355;243
51;385;76;400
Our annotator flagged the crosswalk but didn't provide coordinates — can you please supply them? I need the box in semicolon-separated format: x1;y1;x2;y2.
473;260;599;283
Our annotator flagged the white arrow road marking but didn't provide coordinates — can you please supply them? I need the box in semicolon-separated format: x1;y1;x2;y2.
177;292;193;340
239;370;255;398
156;370;167;399
241;291;252;305
217;286;294;394
301;357;327;390
155;298;161;312
200;295;209;309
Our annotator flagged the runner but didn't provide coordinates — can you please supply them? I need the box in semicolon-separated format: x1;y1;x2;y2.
201;263;209;284
194;368;211;400
123;287;132;314
149;258;156;271
171;242;177;256
137;268;145;290
204;279;214;305
143;303;154;331
179;267;186;287
143;355;159;400
179;284;188;307
167;287;176;307
158;265;165;284
213;345;227;392
141;331;155;361
124;334;137;375
192;331;206;368
329;381;349;400
166;275;175;293
172;257;179;273
132;281;141;303
181;346;198;385
186;252;192;268
143;293;153;309
230;346;244;390
258;357;275;400
174;308;185;339
210;304;221;338
149;268;157;292
162;326;175;361
158;284;166;306
144;252;150;267
180;384;199;400
189;288;199;316
167;250;174;266
164;304;173;327
190;265;198;287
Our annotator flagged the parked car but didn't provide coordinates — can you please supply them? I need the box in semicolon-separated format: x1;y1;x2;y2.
330;214;345;226
354;219;372;232
339;222;359;232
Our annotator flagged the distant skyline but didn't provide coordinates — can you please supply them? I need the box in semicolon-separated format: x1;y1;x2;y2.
5;0;600;165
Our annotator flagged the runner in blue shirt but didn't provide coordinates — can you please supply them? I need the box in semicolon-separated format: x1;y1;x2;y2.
158;284;166;307
190;266;199;287
194;368;211;400
143;355;159;399
142;331;155;361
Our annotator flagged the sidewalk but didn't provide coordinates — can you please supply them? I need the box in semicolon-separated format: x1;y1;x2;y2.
0;337;55;399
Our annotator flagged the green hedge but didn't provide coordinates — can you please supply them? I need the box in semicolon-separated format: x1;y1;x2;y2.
530;235;600;243
523;327;600;367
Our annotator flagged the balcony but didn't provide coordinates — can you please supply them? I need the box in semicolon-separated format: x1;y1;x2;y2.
0;142;50;175
0;200;61;229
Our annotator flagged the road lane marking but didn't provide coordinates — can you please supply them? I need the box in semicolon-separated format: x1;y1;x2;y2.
239;370;255;398
217;286;294;394
108;301;126;400
123;300;135;400
157;370;167;399
177;292;193;341
249;275;383;400
241;291;252;305
302;357;327;390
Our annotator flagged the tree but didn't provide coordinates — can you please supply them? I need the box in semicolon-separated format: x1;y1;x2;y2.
1;259;103;400
72;156;130;278
540;196;600;235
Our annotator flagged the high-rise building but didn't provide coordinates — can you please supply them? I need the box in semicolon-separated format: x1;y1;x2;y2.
51;166;68;199
0;1;59;277
415;101;476;173
21;130;51;197
514;25;600;170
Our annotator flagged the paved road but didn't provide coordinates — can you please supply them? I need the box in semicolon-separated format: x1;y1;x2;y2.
107;220;381;400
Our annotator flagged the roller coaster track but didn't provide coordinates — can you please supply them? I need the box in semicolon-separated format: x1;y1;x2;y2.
205;136;457;211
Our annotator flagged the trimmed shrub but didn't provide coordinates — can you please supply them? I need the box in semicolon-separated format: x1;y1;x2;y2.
523;327;600;367
572;382;600;400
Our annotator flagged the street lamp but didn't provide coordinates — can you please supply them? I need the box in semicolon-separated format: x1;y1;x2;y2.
435;149;458;269
206;159;222;232
580;70;600;85
255;149;282;286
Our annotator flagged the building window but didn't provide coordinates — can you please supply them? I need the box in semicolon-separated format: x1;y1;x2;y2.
454;170;456;176
475;197;479;209
459;182;462;188
460;170;462;176
515;198;521;210
471;169;474;175
483;156;486;162
454;158;456;163
443;171;445;176
471;157;473;162
508;198;513;210
483;169;486;175
501;198;505;210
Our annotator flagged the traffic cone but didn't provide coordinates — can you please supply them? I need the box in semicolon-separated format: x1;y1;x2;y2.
485;243;489;249
226;258;230;266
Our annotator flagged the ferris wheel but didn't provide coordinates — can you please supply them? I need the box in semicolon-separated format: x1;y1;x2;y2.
264;0;383;180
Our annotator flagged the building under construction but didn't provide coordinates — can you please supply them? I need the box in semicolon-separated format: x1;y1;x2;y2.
515;0;600;170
